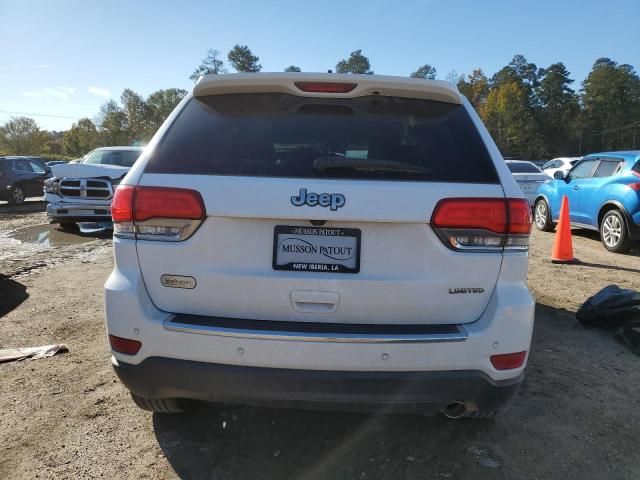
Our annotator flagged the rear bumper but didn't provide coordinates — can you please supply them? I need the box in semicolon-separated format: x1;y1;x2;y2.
113;356;523;415
46;201;112;223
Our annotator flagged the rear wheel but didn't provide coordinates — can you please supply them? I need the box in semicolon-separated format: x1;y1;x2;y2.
600;210;635;253
534;199;553;232
8;185;25;206
130;393;188;413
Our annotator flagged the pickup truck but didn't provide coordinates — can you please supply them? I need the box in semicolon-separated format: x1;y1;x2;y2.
44;147;143;227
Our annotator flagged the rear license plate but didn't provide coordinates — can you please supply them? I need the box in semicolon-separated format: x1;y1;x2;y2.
273;225;361;273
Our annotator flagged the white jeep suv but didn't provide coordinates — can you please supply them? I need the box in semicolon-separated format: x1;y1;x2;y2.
105;73;534;418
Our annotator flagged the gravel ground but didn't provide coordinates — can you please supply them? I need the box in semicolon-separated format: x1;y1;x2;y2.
1;208;639;480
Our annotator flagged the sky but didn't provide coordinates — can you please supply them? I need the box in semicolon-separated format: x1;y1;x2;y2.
1;0;638;131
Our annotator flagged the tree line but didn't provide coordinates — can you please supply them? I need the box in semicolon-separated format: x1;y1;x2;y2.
1;45;638;160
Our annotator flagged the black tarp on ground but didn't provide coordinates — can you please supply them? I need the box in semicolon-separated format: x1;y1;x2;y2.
577;285;640;355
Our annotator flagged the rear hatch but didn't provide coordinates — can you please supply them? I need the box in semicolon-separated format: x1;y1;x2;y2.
132;85;505;325
507;162;549;195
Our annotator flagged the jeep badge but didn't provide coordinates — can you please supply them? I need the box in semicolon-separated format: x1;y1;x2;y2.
290;188;346;211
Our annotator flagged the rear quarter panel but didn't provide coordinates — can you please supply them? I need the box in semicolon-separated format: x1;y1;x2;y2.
609;182;640;217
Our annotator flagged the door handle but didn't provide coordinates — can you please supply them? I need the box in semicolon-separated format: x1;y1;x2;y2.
573;185;580;190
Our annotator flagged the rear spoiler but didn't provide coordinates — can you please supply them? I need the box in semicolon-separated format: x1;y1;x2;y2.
193;73;463;105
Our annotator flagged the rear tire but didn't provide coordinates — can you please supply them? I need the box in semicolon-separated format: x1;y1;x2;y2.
8;185;25;206
534;199;553;232
130;393;188;413
600;210;635;253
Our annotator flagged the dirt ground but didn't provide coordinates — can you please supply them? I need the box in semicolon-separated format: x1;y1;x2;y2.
1;204;639;480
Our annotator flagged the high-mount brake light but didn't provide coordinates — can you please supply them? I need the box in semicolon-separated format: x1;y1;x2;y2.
112;186;205;241
431;198;532;252
294;82;357;93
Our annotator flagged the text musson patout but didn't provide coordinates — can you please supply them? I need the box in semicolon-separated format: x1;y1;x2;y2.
281;243;354;256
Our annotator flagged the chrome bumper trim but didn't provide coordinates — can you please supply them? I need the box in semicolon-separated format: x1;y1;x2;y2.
47;202;111;216
163;317;469;344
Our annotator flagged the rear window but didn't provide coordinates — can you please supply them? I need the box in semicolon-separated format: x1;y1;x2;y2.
146;93;499;183
83;149;142;167
593;160;621;178
506;162;541;173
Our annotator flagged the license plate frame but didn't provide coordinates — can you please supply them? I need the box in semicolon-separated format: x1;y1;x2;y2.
272;225;361;274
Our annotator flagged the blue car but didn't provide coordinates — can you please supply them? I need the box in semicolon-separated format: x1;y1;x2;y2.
534;151;640;253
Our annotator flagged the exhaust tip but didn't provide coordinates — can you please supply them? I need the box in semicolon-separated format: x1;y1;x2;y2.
443;401;467;419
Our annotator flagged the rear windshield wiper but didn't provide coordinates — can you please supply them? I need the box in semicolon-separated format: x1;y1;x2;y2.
313;156;432;175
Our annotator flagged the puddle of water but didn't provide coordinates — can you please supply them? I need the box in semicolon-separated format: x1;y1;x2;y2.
9;224;109;247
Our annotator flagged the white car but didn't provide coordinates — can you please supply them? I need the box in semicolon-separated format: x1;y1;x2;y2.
506;160;552;207
542;157;581;178
45;147;143;226
105;73;535;418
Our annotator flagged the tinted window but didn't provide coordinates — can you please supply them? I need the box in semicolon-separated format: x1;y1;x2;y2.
83;150;141;167
593;160;621;178
147;94;499;183
542;161;556;169
506;162;541;173
633;162;640;174
13;159;33;172
29;161;46;174
568;160;596;179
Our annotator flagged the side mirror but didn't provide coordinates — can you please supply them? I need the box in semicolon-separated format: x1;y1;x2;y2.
553;170;566;180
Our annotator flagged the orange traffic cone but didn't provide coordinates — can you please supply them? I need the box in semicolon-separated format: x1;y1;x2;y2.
551;195;575;264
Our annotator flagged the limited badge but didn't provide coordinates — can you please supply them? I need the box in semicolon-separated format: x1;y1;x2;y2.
161;274;197;289
448;287;485;294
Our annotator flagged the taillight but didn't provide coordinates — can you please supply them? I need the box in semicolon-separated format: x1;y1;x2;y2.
294;82;357;93
112;186;205;241
630;171;640;191
134;187;205;221
112;185;135;222
490;351;527;370
109;334;142;355
506;198;533;248
431;198;531;252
